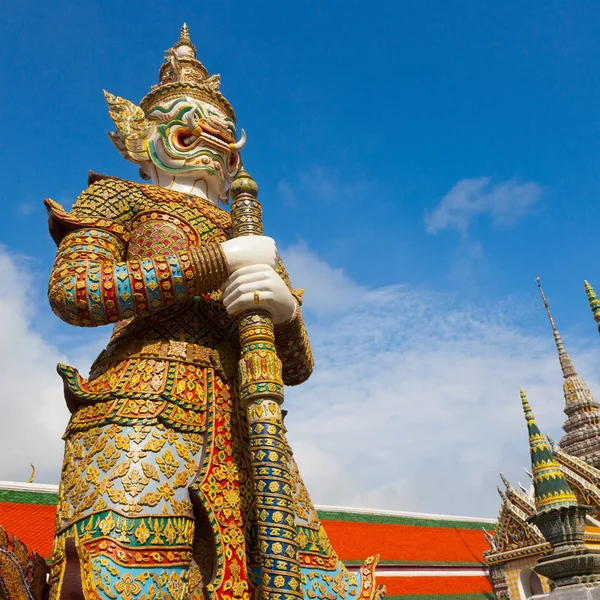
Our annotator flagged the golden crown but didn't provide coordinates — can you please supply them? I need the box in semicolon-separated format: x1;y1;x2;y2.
139;24;235;121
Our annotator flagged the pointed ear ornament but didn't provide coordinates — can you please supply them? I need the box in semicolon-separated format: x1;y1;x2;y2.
104;91;151;163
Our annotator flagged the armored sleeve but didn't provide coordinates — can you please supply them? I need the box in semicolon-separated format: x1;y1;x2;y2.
46;181;229;327
273;258;314;386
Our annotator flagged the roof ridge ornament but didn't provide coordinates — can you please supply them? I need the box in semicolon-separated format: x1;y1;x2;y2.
499;472;512;490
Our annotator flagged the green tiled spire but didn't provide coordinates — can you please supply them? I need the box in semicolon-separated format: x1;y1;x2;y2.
585;280;600;334
521;389;577;513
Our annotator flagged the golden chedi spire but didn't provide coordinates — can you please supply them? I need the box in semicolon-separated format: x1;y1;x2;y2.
139;23;235;120
536;277;600;469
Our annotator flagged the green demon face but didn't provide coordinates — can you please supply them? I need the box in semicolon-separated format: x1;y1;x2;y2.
145;97;243;192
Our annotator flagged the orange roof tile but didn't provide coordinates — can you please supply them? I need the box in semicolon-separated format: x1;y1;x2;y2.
0;503;57;559
321;520;489;565
378;574;493;595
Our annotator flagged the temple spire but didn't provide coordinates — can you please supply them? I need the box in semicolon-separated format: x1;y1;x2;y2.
535;277;600;469
536;276;577;378
520;389;577;513
585;280;600;333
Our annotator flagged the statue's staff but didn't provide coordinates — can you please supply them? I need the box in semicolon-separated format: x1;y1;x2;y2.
229;169;303;600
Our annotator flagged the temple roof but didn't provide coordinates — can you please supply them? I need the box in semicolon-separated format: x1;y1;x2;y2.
0;481;494;599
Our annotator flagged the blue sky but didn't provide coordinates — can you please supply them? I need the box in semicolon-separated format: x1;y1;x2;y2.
4;0;600;306
3;1;600;516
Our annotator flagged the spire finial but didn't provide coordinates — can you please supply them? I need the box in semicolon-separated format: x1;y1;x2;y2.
521;388;534;420
179;23;191;45
585;280;600;334
536;276;577;378
520;389;577;513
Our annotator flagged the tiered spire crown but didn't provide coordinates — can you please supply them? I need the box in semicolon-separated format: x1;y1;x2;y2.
521;389;577;513
139;24;235;120
536;276;577;378
585;280;600;333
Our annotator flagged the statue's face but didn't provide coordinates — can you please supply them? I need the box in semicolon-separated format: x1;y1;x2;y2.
145;97;240;198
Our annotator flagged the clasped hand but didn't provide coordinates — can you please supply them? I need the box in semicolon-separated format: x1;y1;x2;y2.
220;237;296;324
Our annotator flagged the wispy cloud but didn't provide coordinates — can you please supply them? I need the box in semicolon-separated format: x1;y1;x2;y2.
15;203;35;217
425;177;543;237
277;166;375;205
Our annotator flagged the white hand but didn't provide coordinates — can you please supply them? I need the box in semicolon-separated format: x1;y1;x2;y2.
222;264;297;325
221;236;277;272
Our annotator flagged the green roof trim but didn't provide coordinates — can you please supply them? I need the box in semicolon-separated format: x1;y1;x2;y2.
0;488;59;506
317;510;494;530
386;595;493;600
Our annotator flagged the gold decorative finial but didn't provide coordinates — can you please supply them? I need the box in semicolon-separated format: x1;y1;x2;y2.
536;276;577;378
28;464;35;484
173;23;196;56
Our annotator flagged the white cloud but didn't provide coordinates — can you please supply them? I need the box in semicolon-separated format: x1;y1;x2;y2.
281;242;366;316
425;177;543;236
1;243;595;523
282;243;598;518
0;247;109;484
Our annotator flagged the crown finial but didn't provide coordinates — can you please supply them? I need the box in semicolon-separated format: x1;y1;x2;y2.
536;276;577;378
520;389;577;513
585;280;600;333
138;25;235;120
173;23;196;57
